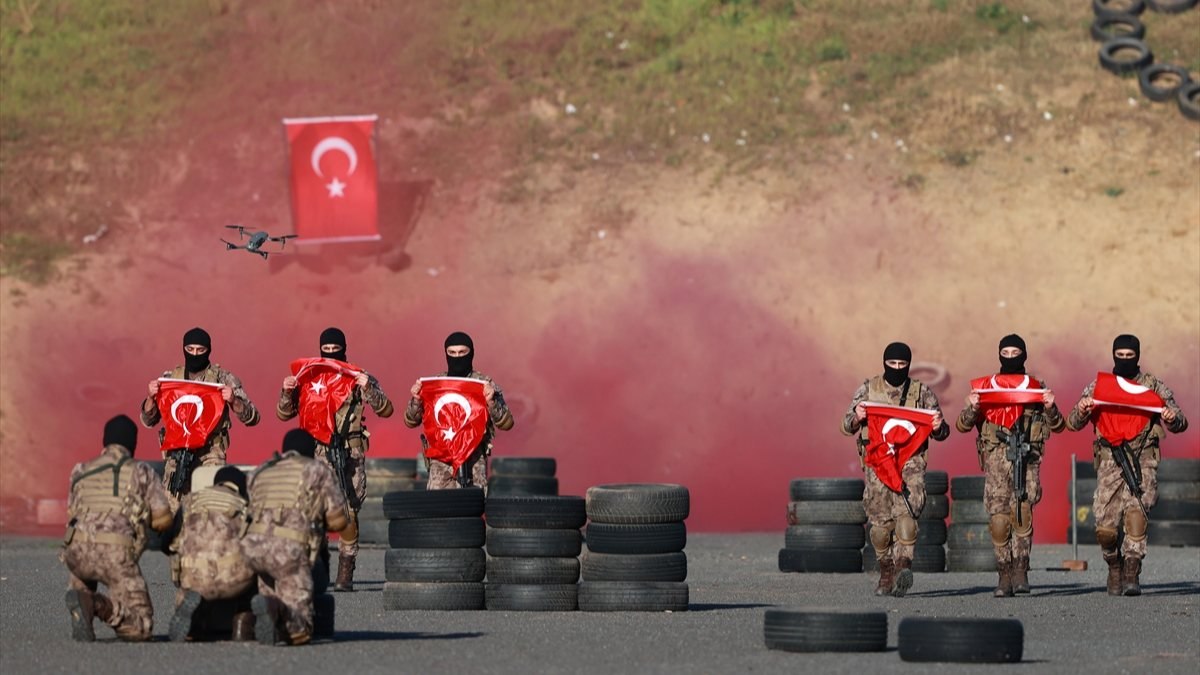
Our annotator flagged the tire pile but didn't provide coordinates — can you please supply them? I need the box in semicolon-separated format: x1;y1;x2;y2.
946;476;995;572
360;457;425;546
381;487;487;610
862;470;949;574
779;478;865;574
489;457;559;496
1068;457;1200;547
484;495;586;611
1091;0;1200;121
579;483;690;612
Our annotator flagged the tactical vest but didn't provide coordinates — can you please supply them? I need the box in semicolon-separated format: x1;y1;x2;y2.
247;454;322;561
857;375;926;445
67;452;147;546
187;485;250;532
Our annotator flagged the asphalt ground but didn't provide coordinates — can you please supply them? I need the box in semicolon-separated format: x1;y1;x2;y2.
1;534;1197;674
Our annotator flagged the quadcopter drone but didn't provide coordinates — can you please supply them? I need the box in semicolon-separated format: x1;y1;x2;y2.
220;225;298;260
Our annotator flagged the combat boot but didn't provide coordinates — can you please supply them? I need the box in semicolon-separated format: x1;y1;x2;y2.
334;554;356;592
993;561;1014;598
1121;557;1142;596
65;589;95;642
892;558;913;598
169;590;203;642
1012;557;1031;595
874;558;895;596
251;594;285;646
231;611;255;642
1105;554;1123;596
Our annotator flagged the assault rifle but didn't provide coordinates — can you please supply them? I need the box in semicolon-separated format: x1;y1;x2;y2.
1101;438;1149;520
995;419;1032;526
328;389;361;503
900;483;917;519
166;449;194;497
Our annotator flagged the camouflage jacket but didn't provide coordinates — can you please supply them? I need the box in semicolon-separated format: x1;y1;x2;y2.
173;483;250;563
276;370;393;451
140;362;260;454
247;451;348;544
841;375;951;454
404;370;515;455
66;444;172;549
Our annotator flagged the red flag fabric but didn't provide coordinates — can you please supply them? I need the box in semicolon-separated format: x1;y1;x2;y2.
156;379;226;450
285;115;379;243
419;377;489;474
970;374;1046;427
1092;372;1164;445
863;403;937;493
290;358;363;444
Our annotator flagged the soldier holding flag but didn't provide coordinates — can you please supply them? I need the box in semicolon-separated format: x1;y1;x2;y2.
955;334;1065;597
841;342;948;597
1067;334;1188;596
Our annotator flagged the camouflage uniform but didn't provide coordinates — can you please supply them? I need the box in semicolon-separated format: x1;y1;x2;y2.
957;375;1065;594
1067;372;1187;591
140;362;260;500
242;451;348;644
404;370;514;490
841;374;948;593
277;372;392;559
174;483;254;601
60;444;173;641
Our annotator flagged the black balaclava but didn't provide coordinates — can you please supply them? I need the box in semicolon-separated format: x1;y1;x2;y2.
103;414;138;454
319;327;347;362
998;333;1027;374
1112;334;1141;379
282;428;317;458
213;466;248;499
183;327;211;374
882;342;912;387
445;331;474;377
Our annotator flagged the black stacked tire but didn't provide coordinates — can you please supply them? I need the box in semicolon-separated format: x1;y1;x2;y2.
863;470;948;573
947;475;993;572
382;487;486;610
764;609;888;653
781;478;864;573
361;457;425;546
580;484;689;611
1149;458;1200;547
489;457;558;496
484;495;586;611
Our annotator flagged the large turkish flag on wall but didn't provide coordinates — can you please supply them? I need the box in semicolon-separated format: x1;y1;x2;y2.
284;115;379;243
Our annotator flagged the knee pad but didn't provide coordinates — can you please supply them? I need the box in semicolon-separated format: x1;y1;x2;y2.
869;524;893;553
1123;509;1147;541
1012;503;1033;538
1095;526;1119;551
340;512;359;547
989;513;1013;546
895;515;917;546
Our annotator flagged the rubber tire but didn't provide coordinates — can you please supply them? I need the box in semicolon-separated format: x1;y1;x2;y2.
1099;38;1153;76
486;527;583;557
784;524;866;550
863;545;946;573
581;552;687;582
924;471;949;496
1146;0;1198;13
313;594;335;638
917;519;947;546
899;617;1023;663
584;522;687;554
1090;14;1145;42
947;547;998;572
778;548;863;573
488;475;559;496
1075;460;1097;479
585;484;690;524
786;500;867;525
491;457;556;476
1177;81;1200;120
947;523;993;549
357;518;389;546
764;609;887;653
384;547;486;582
387;517;485;548
921;495;949;520
1147;520;1200;547
1072;478;1098;500
1093;0;1146;17
382;487;484;519
1160;480;1200;500
484;583;578;611
1151;500;1200;520
1159;458;1200;482
1139;63;1191;102
485;556;580;584
950;500;989;524
788;478;864;501
950;476;985;500
382;582;485;610
366;458;418;475
484;495;586;529
577;581;688;612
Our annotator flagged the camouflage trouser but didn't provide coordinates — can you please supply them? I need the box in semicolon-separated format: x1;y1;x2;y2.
863;453;927;563
982;445;1043;564
179;552;256;602
164;447;226;511
428;449;487;491
1095;451;1159;561
242;534;314;639
315;443;365;558
61;541;153;641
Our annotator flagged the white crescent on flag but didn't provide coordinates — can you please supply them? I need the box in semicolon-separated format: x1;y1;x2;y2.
433;393;472;440
1116;376;1150;396
170;394;204;436
990;375;1030;390
311;137;359;177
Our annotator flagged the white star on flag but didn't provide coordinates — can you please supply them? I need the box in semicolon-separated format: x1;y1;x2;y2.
325;177;346;198
310;379;327;394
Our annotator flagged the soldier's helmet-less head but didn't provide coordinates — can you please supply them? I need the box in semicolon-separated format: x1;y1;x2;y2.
103;414;138;454
882;342;911;386
445;331;474;377
1112;334;1140;379
319;327;347;362
182;327;211;373
214;466;248;499
998;334;1027;374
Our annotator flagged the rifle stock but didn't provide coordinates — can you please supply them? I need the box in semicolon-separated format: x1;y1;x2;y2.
328;390;360;503
167;449;194;497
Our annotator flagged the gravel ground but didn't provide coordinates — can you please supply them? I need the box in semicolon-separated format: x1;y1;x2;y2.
1;534;1197;674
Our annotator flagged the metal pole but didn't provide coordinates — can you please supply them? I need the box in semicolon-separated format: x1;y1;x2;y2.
1071;452;1079;561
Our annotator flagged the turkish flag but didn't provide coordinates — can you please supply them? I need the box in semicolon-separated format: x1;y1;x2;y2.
971;374;1046;427
419;377;489;474
284;115;379;243
863;403;937;493
156;379;226;450
290;358;363;444
1091;372;1164;445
